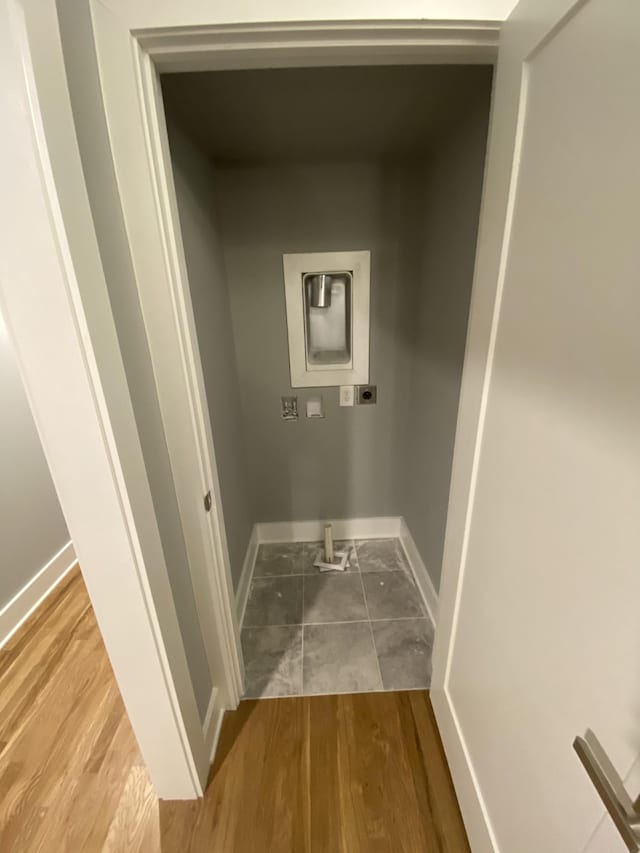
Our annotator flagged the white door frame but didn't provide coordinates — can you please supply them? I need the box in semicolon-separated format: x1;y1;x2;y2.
88;0;502;730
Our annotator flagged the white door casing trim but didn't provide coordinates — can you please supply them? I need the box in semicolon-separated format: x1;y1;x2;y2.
124;18;501;74
135;45;245;710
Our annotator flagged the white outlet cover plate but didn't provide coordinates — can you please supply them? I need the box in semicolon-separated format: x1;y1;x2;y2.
339;385;355;406
306;396;324;418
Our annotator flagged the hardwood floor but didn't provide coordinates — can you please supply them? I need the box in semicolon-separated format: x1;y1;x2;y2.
165;693;471;852
0;567;469;852
0;567;157;852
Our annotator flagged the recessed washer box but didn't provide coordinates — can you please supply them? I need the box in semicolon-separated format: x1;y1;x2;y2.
282;250;370;388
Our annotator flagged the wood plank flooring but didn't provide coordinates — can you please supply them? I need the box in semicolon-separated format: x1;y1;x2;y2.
0;567;469;852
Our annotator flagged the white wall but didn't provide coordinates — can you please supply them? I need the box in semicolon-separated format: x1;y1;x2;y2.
167;120;253;591
0;312;69;609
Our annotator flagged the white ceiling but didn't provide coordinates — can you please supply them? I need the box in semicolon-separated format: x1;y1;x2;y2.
161;65;493;164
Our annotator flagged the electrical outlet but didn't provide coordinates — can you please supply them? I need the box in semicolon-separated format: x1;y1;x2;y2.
339;385;355;407
357;385;377;405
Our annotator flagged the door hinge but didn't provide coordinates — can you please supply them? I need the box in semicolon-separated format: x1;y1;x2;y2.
203;490;212;513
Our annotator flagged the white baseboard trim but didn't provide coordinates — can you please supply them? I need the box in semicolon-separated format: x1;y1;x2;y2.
235;525;258;627
0;540;77;649
202;687;224;763
399;518;439;628
430;687;498;852
256;516;402;544
206;706;225;765
240;516;439;632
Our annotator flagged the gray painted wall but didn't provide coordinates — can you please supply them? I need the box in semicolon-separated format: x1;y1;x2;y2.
79;53;488;612
161;65;493;165
213;162;413;522
56;0;212;721
397;97;491;589
167;121;253;591
210;98;489;587
0;313;69;608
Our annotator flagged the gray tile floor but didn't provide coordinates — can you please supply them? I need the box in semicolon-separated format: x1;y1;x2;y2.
241;538;434;698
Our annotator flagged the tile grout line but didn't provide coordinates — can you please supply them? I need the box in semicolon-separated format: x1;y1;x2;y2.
243;616;432;629
249;539;428;697
356;556;385;692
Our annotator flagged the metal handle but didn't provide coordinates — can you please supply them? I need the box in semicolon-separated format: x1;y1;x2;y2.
574;730;640;852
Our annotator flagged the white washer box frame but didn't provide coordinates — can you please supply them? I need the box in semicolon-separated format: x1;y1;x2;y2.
283;250;371;388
